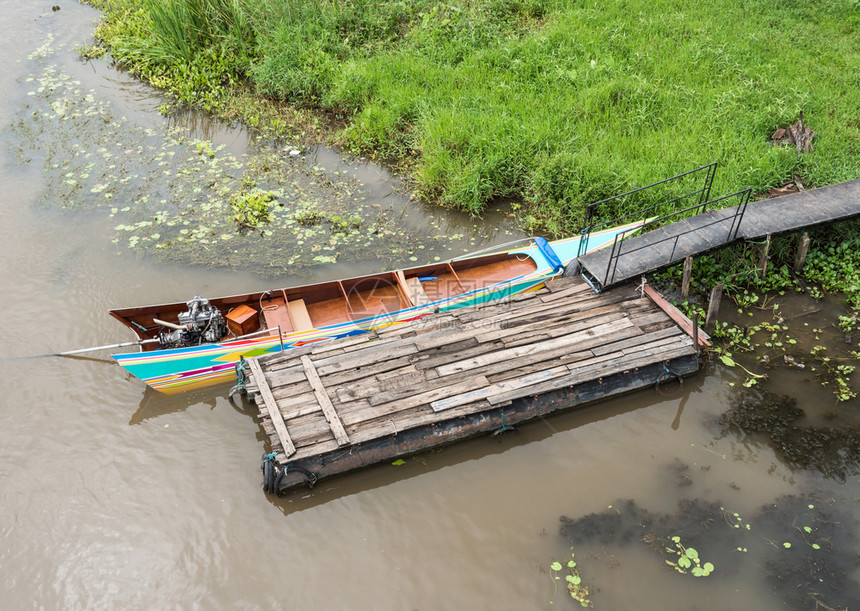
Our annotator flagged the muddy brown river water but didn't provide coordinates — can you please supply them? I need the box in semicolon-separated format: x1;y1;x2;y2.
2;2;859;609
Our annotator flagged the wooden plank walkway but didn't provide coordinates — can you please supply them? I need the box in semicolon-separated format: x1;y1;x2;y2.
243;276;705;492
578;179;860;290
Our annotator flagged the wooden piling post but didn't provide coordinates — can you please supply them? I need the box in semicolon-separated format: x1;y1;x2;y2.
794;232;810;273
757;234;771;279
705;282;723;333
691;311;699;348
681;256;693;299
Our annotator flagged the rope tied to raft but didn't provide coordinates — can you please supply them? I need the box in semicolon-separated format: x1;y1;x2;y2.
655;362;682;394
228;356;248;398
275;464;318;492
493;410;516;436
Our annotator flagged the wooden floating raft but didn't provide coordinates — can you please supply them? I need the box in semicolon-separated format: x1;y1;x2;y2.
242;276;708;492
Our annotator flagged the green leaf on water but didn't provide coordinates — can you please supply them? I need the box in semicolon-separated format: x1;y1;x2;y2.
783;542;791;548
550;562;562;571
391;459;406;466
719;355;736;367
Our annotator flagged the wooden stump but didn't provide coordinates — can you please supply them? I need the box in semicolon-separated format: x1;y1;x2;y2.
794;232;810;273
705;283;723;333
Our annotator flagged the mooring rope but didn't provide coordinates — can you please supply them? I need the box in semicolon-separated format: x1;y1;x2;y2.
274;464;318;493
493;410;517;435
228;356;248;398
655;362;683;394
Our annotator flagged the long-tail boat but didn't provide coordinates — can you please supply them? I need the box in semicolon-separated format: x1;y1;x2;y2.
109;222;645;394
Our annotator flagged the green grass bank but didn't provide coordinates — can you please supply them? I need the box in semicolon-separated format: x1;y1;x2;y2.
83;0;860;235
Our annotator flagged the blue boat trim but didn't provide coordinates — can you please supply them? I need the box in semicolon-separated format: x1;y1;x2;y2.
533;237;564;274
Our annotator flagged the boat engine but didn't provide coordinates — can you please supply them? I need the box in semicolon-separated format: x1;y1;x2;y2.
158;295;227;349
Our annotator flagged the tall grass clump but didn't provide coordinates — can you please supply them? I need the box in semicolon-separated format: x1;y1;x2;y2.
90;0;860;234
89;0;259;110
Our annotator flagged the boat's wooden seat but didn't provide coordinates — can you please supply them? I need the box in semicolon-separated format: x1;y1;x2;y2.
394;271;415;308
261;297;294;334
288;299;314;331
404;277;431;306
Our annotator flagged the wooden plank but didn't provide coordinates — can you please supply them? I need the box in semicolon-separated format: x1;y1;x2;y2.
283;410;335;448
405;277;431;306
496;310;631;348
484;350;594;382
394;270;414;307
363;374;490;413
436;318;633;376
431;366;570;412
280;402;322;423
312;342;419;376
335;367;426;403
540;279;592;300
321;356;414;387
288;299;314;331
591;325;681;356
301;355;350;446
248;357;297;457
474;301;627;343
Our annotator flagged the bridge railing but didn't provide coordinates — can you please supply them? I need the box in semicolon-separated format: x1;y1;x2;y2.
576;162;718;258
595;188;752;288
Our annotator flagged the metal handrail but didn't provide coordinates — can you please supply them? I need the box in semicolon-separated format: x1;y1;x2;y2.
577;163;717;258
600;188;752;286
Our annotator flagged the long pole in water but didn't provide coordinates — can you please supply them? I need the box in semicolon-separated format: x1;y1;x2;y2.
15;320;287;360
38;338;162;358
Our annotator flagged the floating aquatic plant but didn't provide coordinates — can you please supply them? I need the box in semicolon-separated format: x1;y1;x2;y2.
665;536;714;577
550;549;591;607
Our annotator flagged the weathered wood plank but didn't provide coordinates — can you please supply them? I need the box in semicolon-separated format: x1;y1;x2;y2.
320;356;414;387
301;355;350;446
590;325;681;356
642;283;711;347
436;318;634;377
269;389;317;411
335;366;426;403
364;374;490;411
248;357;297;457
497;310;633;348
281;410;335;449
473;301;627;343
312;342;419;376
431;366;570;412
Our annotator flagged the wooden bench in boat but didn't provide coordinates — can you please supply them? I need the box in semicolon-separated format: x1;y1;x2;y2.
288;298;314;331
395;271;431;307
404;277;430;306
261;296;314;333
